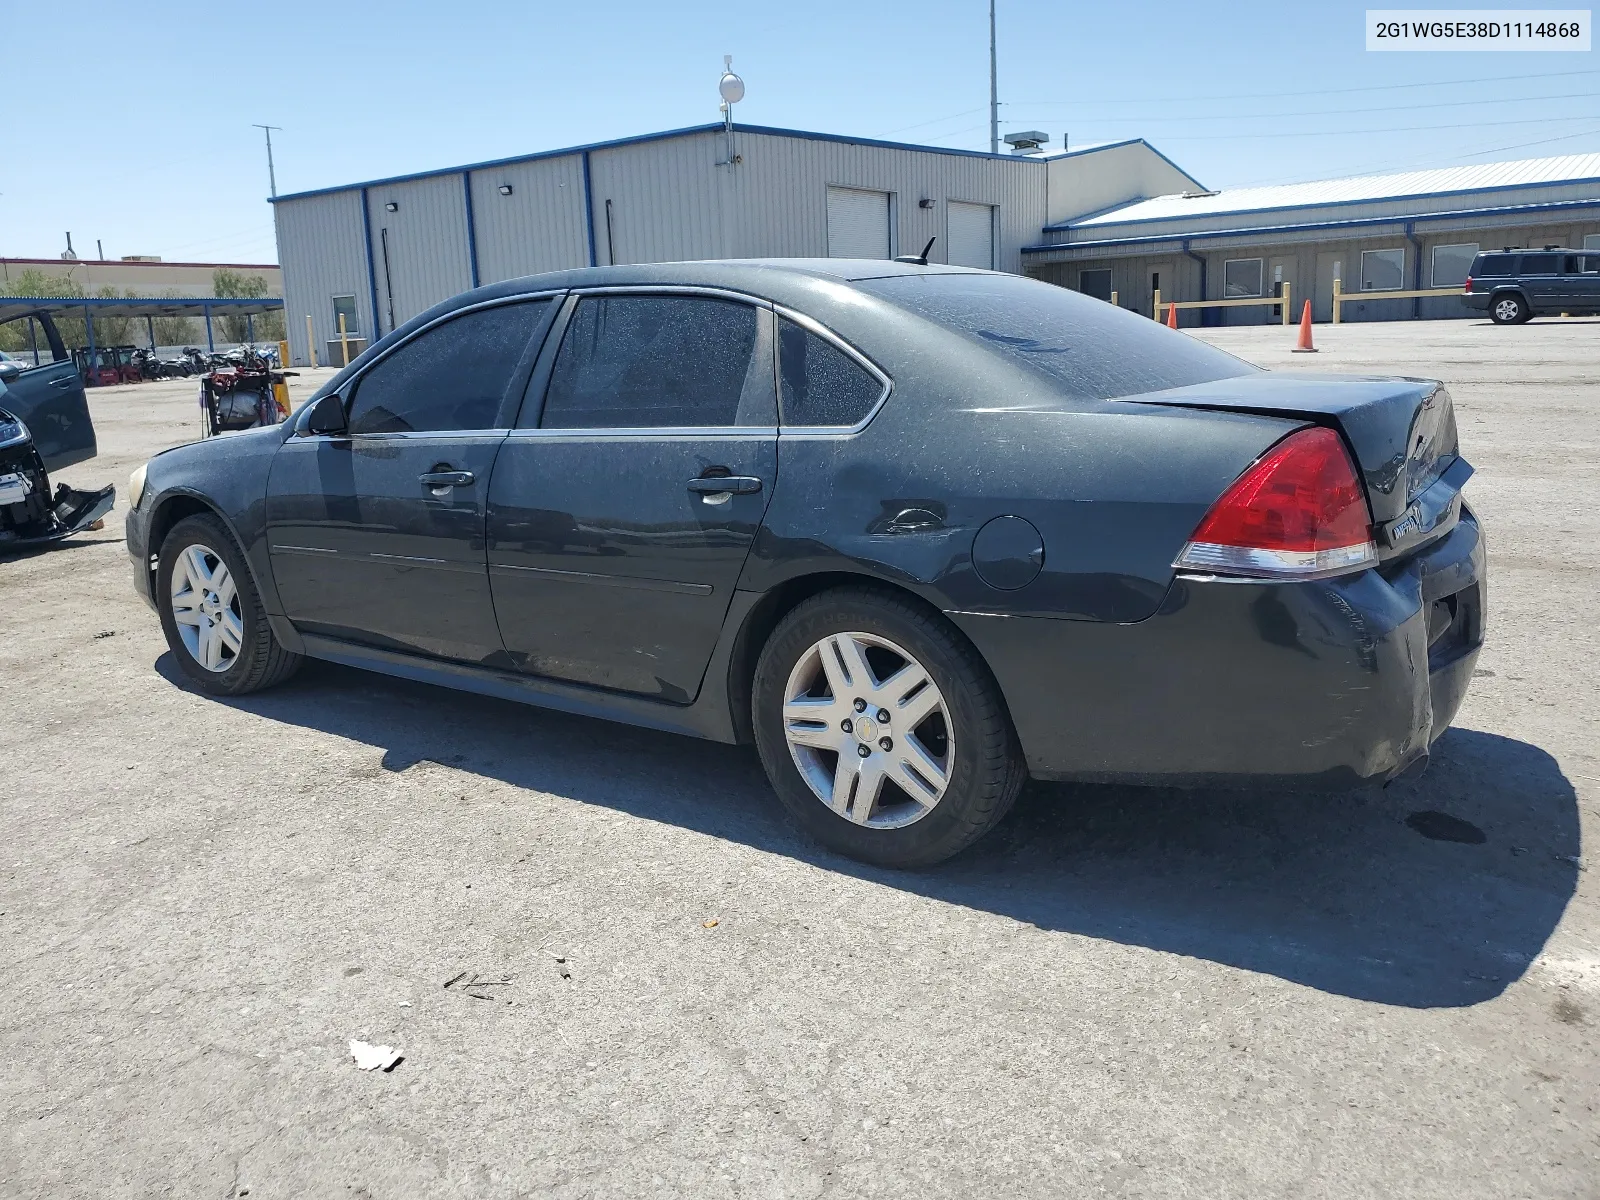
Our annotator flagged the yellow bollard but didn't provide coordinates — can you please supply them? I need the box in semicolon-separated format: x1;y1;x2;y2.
1152;287;1162;321
305;314;318;368
339;312;350;368
1332;277;1343;325
1110;289;1119;307
1281;281;1292;326
278;338;290;367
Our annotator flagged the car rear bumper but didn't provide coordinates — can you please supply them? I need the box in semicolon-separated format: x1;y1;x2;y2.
951;506;1486;788
1462;293;1491;312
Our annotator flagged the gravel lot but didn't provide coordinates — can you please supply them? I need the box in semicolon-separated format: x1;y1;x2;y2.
2;318;1596;1198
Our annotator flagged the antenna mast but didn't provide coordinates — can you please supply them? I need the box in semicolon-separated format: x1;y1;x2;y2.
989;1;999;154
252;124;283;198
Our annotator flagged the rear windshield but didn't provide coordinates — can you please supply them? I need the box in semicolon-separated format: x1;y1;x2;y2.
856;272;1258;401
1472;253;1514;277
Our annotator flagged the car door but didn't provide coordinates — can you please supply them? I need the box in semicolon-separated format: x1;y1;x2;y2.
486;290;778;702
1566;254;1600;312
265;296;556;664
0;311;96;471
1518;253;1563;311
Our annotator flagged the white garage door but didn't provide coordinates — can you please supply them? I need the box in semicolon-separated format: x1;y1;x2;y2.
827;186;891;259
947;201;995;269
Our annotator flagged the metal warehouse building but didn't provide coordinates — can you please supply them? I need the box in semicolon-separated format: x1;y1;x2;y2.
269;123;1199;365
1024;153;1600;325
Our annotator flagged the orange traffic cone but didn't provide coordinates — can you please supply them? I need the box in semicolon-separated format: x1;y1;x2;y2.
1292;299;1317;352
1166;300;1178;329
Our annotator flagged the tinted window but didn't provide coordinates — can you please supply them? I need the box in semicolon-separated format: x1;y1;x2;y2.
1580;255;1600;275
856;273;1257;401
1521;253;1559;275
1473;254;1514;277
540;296;758;429
347;300;546;435
778;318;883;427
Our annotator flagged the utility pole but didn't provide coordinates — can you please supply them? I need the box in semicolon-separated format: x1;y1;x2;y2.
989;0;999;154
252;124;283;198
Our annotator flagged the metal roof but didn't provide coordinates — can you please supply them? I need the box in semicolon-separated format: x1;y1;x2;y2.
0;296;284;322
270;122;1125;204
1067;152;1600;230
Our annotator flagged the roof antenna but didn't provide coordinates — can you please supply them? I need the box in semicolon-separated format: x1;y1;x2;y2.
894;236;937;266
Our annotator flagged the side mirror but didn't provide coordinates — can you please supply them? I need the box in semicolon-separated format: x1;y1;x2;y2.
0;362;20;383
302;392;348;436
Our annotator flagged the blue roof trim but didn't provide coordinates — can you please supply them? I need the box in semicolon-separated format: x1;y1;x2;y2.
270;122;1062;204
1022;195;1600;254
0;295;282;306
1048;170;1600;232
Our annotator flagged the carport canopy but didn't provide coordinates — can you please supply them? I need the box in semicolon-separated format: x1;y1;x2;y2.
0;295;285;357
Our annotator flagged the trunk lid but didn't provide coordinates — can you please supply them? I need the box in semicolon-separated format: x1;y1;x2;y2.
1120;373;1469;559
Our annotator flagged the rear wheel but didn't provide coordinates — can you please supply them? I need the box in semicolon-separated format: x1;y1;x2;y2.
1490;294;1528;325
157;513;302;696
752;587;1025;868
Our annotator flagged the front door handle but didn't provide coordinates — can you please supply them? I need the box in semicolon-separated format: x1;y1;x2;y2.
419;470;475;488
50;377;76;389
687;475;762;495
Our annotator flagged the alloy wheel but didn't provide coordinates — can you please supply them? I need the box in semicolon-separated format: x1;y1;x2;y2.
782;631;954;829
169;543;243;672
1494;299;1521;322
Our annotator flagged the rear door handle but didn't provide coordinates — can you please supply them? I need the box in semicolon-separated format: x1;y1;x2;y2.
419;470;474;488
687;476;762;495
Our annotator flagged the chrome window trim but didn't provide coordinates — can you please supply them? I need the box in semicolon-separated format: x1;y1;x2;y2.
506;426;778;442
285;428;512;443
771;304;893;436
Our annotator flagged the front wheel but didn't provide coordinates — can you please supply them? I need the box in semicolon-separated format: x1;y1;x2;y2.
1490;294;1528;325
156;513;302;695
752;587;1025;868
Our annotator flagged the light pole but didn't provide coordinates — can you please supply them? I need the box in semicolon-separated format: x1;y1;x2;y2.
252;124;283;198
989;0;999;154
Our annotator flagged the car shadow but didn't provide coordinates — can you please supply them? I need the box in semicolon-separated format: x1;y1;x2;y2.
156;654;1581;1009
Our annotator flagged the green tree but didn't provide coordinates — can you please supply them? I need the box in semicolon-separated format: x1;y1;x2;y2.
212;267;284;343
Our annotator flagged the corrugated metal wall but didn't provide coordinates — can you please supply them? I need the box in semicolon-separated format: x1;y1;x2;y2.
273;189;370;366
364;174;473;336
469;155;590;282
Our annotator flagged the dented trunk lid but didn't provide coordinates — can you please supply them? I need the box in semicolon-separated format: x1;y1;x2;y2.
1121;372;1469;559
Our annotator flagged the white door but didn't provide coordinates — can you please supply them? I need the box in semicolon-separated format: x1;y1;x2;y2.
946;202;995;269
827;187;891;259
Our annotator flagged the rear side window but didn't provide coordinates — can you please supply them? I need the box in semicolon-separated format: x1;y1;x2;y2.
347;300;547;435
1520;253;1560;275
540;295;758;429
1473;254;1513;277
778;318;884;427
857;272;1257;401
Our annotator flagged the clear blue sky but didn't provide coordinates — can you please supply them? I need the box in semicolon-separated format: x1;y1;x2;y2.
2;0;1595;264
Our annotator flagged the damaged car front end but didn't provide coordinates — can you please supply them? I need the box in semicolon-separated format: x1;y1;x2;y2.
0;400;114;551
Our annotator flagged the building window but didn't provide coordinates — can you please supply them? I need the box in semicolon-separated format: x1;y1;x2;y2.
1078;269;1113;302
1222;258;1263;298
1585;234;1600;251
1430;243;1478;288
331;295;360;338
1360;249;1406;291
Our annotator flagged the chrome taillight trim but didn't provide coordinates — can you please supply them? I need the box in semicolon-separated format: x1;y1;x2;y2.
1173;539;1378;581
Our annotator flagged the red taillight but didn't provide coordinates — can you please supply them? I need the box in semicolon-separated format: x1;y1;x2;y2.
1463;275;1473;294
1174;426;1377;580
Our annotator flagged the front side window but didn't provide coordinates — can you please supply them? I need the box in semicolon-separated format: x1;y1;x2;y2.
1580;255;1600;274
331;295;360;337
778;318;884;427
1431;243;1479;288
346;299;547;435
857;272;1257;402
1360;249;1405;291
1222;258;1263;298
1077;269;1113;302
540;295;759;429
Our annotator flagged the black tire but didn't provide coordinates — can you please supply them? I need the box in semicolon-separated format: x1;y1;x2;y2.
1490;293;1528;325
156;513;302;696
751;586;1025;868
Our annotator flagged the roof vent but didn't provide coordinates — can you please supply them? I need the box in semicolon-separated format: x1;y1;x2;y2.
1003;130;1049;155
1181;190;1222;199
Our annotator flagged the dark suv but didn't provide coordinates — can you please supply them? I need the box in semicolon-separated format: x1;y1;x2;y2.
1463;248;1600;324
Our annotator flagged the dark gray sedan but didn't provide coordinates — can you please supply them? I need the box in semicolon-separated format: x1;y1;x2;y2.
125;260;1485;866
